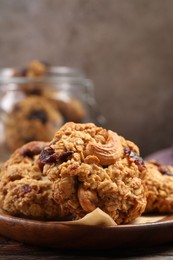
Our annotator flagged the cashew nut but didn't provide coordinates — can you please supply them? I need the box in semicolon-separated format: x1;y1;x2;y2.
78;184;98;212
85;130;123;165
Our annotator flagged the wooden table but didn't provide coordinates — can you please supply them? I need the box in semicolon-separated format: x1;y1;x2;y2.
0;235;173;259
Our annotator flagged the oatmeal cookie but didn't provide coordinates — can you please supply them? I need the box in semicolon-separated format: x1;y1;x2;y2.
39;89;87;122
0;141;62;219
39;122;147;224
145;160;173;213
13;60;86;122
55;98;86;122
4;96;64;151
13;60;49;96
13;60;49;78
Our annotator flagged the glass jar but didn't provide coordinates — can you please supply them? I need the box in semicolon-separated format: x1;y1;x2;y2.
0;66;104;161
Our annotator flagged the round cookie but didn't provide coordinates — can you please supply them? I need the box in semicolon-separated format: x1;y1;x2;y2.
55;98;86;122
40;90;87;122
4;96;64;151
39;122;147;224
0;141;62;219
13;60;87;122
13;60;48;78
145;160;173;213
13;60;49;96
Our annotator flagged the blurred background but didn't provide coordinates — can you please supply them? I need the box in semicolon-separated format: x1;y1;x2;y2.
0;0;173;157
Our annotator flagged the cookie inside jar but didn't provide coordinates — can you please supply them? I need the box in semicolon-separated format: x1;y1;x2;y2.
0;61;97;158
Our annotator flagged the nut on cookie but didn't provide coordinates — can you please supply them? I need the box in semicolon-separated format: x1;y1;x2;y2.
0;122;147;224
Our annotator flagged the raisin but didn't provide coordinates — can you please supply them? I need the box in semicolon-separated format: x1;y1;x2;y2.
28;109;47;124
152;161;173;176
157;163;173;176
38;147;73;170
158;165;173;176
124;147;146;171
58;151;74;162
38;147;56;166
21;184;32;195
28;88;42;95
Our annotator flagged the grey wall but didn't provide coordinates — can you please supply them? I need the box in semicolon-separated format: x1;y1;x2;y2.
0;0;173;157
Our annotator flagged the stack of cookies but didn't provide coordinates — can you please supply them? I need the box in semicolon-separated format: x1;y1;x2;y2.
0;122;147;224
2;61;87;152
0;122;172;225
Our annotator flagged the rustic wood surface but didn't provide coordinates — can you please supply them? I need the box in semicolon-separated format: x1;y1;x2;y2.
0;235;173;259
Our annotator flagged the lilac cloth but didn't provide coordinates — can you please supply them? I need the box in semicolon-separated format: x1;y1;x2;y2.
145;146;173;166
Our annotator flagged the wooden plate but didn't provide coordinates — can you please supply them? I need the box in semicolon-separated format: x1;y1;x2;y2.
0;208;173;250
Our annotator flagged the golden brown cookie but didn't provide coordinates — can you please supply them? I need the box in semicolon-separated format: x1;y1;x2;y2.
0;141;62;219
13;60;86;122
55;98;86;122
13;60;49;96
4;96;64;151
145;160;173;213
0;122;147;224
13;60;49;78
38;122;147;224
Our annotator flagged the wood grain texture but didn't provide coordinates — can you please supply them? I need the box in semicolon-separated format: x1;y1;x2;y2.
0;235;173;259
0;210;173;252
